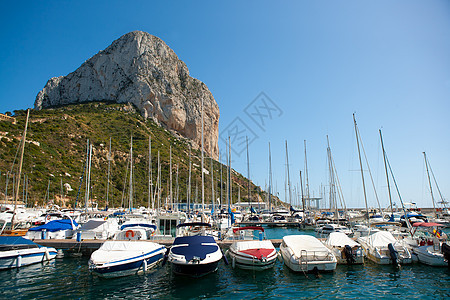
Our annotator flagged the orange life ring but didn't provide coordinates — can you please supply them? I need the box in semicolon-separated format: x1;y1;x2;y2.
46;215;51;221
125;230;135;238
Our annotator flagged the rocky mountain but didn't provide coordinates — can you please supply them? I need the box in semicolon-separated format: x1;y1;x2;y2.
34;31;219;159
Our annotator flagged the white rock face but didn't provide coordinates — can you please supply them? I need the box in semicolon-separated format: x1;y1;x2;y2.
35;31;219;159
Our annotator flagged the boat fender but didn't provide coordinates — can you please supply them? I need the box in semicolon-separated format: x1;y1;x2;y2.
17;255;22;268
231;256;235;269
442;243;450;268
143;258;148;273
221;248;229;265
125;230;135;239
161;247;170;266
44;248;50;261
343;245;356;264
388;243;399;266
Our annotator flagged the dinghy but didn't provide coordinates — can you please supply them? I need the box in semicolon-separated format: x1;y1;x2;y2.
0;236;57;270
324;232;364;264
89;240;165;278
280;235;337;272
227;227;277;271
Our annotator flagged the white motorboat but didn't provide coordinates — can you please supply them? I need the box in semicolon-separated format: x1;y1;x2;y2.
409;222;449;266
357;231;412;265
167;223;224;277
324;232;364;264
0;236;57;270
280;235;337;273
89;240;165;278
227;226;277;271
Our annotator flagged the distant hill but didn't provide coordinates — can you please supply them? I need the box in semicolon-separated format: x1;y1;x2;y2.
0;102;278;209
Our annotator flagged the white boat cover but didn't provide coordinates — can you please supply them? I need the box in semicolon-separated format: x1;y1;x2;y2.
365;231;397;247
283;235;329;257
91;241;164;264
325;232;359;247
233;240;275;251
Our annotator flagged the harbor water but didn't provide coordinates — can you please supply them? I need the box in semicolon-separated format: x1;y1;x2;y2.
1;228;449;299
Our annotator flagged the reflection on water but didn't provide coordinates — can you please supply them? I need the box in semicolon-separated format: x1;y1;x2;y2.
0;228;449;299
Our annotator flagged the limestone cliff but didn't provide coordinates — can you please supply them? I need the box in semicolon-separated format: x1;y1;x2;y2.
34;31;219;159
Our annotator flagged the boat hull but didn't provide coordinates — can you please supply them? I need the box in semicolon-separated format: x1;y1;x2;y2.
414;245;447;267
0;247;57;270
228;249;277;271
171;260;219;277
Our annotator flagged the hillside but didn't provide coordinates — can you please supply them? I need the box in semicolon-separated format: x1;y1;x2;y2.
0;102;278;209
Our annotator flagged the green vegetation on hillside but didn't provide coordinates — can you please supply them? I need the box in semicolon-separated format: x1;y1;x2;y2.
0;102;279;209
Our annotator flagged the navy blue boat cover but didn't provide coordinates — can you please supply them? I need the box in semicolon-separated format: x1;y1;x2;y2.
171;236;218;261
28;219;78;232
0;236;40;247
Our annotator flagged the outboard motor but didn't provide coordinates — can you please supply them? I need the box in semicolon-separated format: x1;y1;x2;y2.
161;247;171;266
343;245;356;264
442;242;450;268
388;243;399;266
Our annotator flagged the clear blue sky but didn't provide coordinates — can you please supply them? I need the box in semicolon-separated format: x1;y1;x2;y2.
1;1;449;208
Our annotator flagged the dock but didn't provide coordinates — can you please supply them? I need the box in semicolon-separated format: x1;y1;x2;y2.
34;239;284;256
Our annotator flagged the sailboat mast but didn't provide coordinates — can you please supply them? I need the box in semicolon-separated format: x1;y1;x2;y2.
201;98;204;213
86;143;93;212
11;109;30;228
107;137;111;209
188;145;191;214
149;135;153;210
268;142;272;212
423;152;437;218
353;114;370;226
129;136;133;213
379;129;394;217
210;140;214;215
304;140;310;210
246;136;250;205
170;145;173;211
286;140;292;207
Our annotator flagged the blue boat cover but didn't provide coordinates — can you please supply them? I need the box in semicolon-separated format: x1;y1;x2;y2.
0;236;40;247
171;236;218;261
28;219;78;232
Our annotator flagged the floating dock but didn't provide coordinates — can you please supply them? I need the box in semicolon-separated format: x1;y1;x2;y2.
34;239;284;256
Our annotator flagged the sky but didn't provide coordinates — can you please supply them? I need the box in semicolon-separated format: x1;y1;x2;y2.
0;0;449;209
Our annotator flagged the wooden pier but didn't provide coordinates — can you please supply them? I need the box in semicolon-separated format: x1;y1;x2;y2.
34;238;283;256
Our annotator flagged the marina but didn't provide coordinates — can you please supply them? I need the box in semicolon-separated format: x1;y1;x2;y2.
0;227;449;299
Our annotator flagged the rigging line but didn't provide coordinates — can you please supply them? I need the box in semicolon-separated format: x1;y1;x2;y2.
427;157;447;208
121;153;130;208
359;128;383;214
385;154;412;231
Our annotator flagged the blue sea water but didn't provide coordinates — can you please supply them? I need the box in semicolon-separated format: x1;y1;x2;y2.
1;228;449;299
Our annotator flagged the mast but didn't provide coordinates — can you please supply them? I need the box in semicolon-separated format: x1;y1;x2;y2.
201;97;204;213
300;170;305;212
246;136;251;206
379;129;394;219
106;137;111;209
423;152;437;218
149;135;153;210
86;143;93;212
327;135;339;222
210;140;214;215
11;109;30;228
304;140;310;210
157;151;161;211
128;136;133;213
268;142;272;212
169;145;173;211
188;145;192;214
285;140;292;207
353;114;370;226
